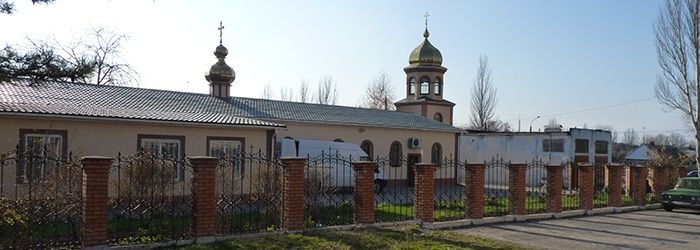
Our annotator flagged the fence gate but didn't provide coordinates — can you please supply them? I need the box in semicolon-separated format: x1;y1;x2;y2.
434;155;466;222
525;158;547;214
108;152;194;245
304;151;355;228
484;155;510;217
374;156;415;222
216;149;283;235
0;150;83;249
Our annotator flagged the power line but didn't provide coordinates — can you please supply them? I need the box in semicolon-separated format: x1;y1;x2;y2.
506;96;655;122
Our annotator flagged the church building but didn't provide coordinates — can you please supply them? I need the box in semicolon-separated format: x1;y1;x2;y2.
0;24;460;191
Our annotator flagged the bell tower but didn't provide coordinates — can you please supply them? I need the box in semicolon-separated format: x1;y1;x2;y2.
205;22;235;98
394;14;455;125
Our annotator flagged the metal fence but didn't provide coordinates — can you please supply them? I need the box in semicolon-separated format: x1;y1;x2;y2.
484;156;510;217
373;156;415;222
0;148;83;249
304;151;355;228
621;166;634;206
434;155;466;222
525;158;547;214
593;163;609;208
108;151;194;245
562;162;580;211
216;149;283;235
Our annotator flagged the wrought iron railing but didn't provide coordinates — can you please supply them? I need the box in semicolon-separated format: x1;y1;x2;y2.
562;161;581;211
108;151;194;245
434;155;466;222
525;158;547;214
484;155;510;217
216;149;283;234
304;151;355;228
0;147;82;249
374;155;415;222
593;163;610;208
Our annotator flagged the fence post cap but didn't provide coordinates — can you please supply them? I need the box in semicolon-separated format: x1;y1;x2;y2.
280;157;307;161
188;156;218;160
80;156;113;160
414;163;438;169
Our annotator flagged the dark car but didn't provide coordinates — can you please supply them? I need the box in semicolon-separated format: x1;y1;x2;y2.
661;177;700;211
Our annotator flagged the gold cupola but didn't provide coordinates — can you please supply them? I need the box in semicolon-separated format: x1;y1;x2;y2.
408;28;443;66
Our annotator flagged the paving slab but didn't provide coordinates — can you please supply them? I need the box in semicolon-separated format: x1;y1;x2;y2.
454;209;700;250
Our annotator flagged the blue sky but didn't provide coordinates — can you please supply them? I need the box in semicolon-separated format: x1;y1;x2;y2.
1;0;687;139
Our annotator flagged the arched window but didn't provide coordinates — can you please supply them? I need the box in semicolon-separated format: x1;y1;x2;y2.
409;78;416;95
433;113;443;122
389;141;402;167
333;138;344;142
420;77;430;94
434;78;441;95
431;143;442;164
360;140;373;161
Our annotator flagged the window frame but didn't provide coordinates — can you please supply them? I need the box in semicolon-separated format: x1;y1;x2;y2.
389;141;403;167
409;78;416;95
420;77;430;95
542;138;565;153
433;78;441;95
360;140;373;161
575;139;589;154
594;140;609;155
18;129;68;183
433;112;443;122
207;136;246;175
137;134;186;181
431;142;442;164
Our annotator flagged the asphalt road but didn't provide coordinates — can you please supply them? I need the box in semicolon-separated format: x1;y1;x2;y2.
455;209;700;250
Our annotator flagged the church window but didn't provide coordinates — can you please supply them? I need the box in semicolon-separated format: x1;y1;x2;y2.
409;78;416;95
431;143;442;164
433;113;443;122
360;140;373;161
420;77;430;94
434;78;441;95
389;141;402;167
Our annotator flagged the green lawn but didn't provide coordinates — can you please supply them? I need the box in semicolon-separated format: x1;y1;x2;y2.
179;225;532;250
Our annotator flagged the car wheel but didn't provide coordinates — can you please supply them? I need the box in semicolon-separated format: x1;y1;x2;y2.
663;204;673;212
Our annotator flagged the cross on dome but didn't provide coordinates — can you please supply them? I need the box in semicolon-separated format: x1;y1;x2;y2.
218;21;225;44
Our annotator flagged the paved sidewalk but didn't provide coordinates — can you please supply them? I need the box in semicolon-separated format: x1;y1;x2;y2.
455;209;700;250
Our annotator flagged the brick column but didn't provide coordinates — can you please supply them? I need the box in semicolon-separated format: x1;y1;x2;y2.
631;166;648;206
606;164;623;207
81;156;112;248
465;164;485;219
281;157;306;231
653;166;670;203
579;164;595;210
509;163;527;215
414;163;437;223
352;161;376;224
189;156;218;240
546;165;563;213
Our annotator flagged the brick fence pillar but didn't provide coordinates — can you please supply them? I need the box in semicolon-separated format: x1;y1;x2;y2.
281;157;306;231
352;161;376;224
414;163;437;223
189;156;218;240
465;164;485;219
509;163;527;215
631;166;648;206
653;166;670;203
81;156;113;248
546;165;563;213
606;164;623;207
579;164;595;210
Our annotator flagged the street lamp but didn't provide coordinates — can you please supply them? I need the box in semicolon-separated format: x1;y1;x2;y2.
529;115;541;132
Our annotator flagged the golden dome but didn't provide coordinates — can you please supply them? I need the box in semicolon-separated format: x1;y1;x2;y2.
205;44;235;84
408;28;443;66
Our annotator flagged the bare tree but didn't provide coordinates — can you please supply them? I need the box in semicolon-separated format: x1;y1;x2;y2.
654;0;700;164
317;75;338;105
279;86;294;101
360;71;396;110
622;128;640;146
1;0;53;15
298;79;310;103
261;82;274;99
57;28;138;85
468;55;497;131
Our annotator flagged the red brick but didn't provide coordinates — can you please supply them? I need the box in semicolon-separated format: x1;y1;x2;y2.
81;156;112;247
281;158;306;231
509;164;527;215
546;165;563;213
466;164;485;219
